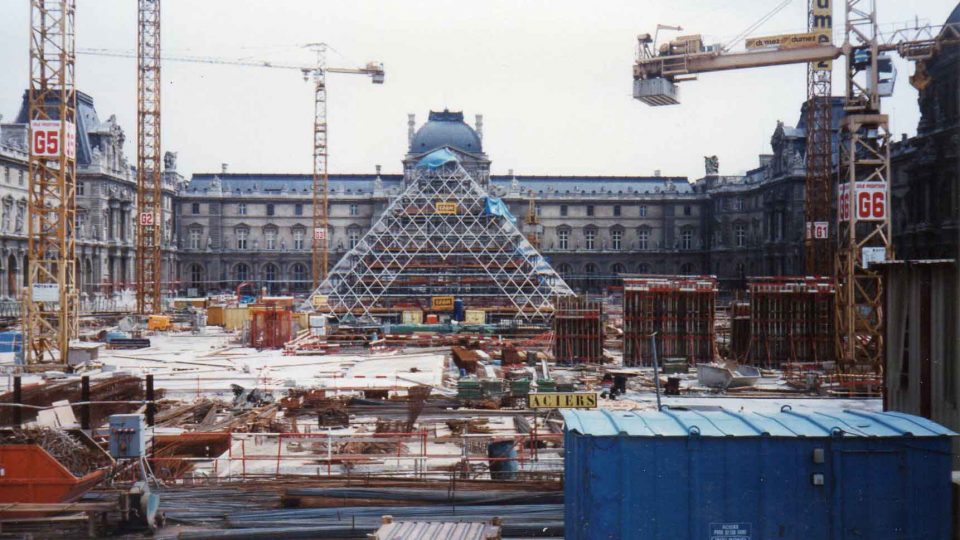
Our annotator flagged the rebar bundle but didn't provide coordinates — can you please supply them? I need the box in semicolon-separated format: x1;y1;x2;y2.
745;277;836;368
553;296;604;364
622;276;717;367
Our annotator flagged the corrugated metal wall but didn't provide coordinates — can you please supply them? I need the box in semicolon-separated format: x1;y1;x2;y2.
564;409;955;540
883;260;960;468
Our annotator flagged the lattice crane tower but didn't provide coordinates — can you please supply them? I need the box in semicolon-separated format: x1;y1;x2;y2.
24;0;79;364
136;0;163;314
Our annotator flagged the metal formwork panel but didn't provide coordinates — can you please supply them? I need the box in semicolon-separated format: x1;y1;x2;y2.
623;276;716;366
553;296;604;364
746;277;836;368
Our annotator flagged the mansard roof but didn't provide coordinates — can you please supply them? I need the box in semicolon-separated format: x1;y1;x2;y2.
184;172;693;196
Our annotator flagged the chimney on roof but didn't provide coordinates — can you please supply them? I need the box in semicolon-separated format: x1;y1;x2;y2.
475;114;483;142
407;114;416;145
221;163;229;174
654;169;661;177
375;164;382;177
508;168;514;178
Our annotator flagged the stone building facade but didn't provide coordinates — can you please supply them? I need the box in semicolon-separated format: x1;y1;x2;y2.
890;14;959;261
175;108;813;295
1;75;944;300
0;91;181;302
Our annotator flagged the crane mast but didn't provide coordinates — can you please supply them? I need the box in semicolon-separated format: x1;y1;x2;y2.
24;0;79;365
309;44;330;289
804;0;834;276
136;0;163;315
834;0;889;375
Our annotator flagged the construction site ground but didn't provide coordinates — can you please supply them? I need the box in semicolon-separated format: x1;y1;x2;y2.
0;326;880;538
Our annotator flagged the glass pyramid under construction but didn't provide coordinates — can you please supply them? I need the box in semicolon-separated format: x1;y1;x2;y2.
306;148;573;323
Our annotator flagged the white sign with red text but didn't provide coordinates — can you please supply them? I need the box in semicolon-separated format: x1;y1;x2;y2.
838;182;887;222
806;221;829;240
313;227;326;241
30;120;76;159
813;221;829;239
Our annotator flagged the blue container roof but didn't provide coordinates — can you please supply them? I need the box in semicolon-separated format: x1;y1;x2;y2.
562;408;956;438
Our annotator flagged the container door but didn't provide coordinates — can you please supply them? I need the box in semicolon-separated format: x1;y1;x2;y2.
835;448;906;539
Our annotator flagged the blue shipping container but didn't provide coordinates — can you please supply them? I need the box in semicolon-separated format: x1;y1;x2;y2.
563;407;955;540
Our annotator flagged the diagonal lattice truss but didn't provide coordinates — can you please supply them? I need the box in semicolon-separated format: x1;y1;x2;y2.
308;153;573;321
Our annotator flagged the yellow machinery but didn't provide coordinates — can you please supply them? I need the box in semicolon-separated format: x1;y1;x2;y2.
147;315;171;331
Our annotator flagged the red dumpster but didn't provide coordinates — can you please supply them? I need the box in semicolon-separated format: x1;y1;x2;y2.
0;445;109;504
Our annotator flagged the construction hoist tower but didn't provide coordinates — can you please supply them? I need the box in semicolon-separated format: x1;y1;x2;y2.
24;0;79;364
135;0;163;315
306;148;574;322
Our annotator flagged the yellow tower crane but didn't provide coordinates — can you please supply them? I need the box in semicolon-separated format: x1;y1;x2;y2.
24;0;79;365
136;0;162;315
78;46;385;292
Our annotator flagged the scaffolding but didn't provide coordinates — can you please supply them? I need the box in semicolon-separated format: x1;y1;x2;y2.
622;276;716;367
307;149;573;322
553;296;604;365
744;277;836;369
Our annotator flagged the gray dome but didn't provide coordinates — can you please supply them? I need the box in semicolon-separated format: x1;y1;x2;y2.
410;110;482;154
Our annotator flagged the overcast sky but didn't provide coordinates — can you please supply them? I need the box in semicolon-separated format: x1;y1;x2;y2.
0;0;955;180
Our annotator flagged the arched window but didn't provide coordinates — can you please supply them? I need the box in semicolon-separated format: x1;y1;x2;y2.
680;262;694;274
611;263;626;274
584;263;598;274
6;255;17;297
189;263;204;286
556;263;573;274
291;263;308;289
637;263;650;274
735;262;746;277
263;263;278;283
234;263;250;282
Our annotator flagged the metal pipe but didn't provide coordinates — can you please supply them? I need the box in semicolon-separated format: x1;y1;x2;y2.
12;375;21;426
650;332;663;411
80;375;90;430
146;374;156;426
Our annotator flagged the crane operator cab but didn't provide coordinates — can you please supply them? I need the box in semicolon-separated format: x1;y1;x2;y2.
853;50;897;97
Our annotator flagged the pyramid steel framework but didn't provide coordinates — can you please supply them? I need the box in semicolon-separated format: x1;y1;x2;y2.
307;149;574;322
